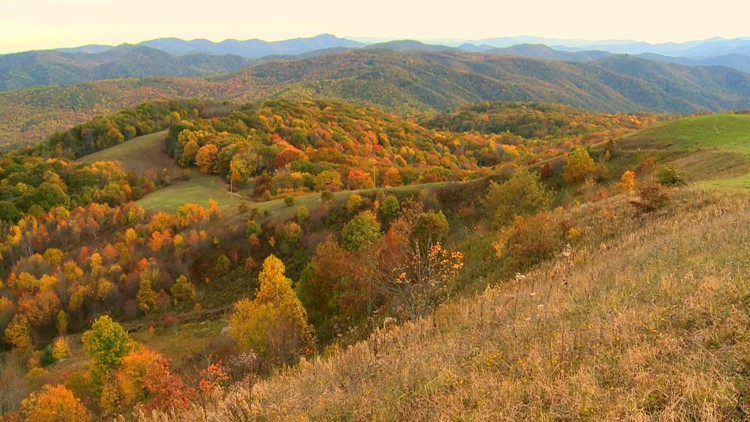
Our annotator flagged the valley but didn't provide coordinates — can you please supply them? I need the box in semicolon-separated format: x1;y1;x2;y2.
2;28;750;421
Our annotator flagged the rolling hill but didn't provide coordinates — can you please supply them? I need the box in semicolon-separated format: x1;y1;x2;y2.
0;44;255;91
4;50;750;147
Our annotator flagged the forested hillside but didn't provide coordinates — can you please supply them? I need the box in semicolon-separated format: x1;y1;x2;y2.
2;50;749;147
0;95;672;419
0;45;254;91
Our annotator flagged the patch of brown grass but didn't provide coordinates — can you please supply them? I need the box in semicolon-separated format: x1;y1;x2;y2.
145;188;750;421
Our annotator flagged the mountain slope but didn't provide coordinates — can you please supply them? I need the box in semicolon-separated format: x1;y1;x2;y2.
151;188;750;420
639;53;750;74
486;44;611;62
4;49;750;146
0;45;254;90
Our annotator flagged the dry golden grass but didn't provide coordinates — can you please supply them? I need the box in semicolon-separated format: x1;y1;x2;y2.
145;188;750;421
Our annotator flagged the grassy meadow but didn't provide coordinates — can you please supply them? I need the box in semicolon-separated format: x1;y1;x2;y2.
622;113;750;188
78;130;181;174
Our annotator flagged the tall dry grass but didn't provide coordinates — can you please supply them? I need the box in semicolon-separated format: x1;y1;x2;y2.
146;188;750;421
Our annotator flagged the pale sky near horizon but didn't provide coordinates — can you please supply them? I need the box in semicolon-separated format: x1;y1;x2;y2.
0;0;747;53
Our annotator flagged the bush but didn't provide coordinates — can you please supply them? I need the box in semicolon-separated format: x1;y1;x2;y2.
657;165;686;186
297;205;309;221
246;219;262;237
284;196;296;206
485;167;550;227
493;212;563;271
631;183;670;212
380;195;400;216
347;194;364;212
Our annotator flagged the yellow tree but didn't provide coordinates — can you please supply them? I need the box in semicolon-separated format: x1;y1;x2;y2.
21;384;90;422
619;170;636;193
229;255;314;367
4;314;33;353
563;147;596;184
170;275;196;305
195;144;219;174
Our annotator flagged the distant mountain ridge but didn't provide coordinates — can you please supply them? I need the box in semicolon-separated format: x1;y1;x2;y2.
3;49;750;147
485;44;611;62
138;33;364;57
4;34;750;92
0;44;255;90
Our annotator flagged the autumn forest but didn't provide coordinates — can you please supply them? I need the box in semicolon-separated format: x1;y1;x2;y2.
2;30;750;421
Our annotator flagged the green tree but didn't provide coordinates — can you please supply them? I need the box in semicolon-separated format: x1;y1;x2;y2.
297;205;309;222
0;201;20;223
82;315;135;385
214;254;231;276
411;211;450;246
563;148;596;183
341;211;382;252
314;170;342;191
229;255;314;366
484;167;551;227
380;195;400;216
170;275;196;305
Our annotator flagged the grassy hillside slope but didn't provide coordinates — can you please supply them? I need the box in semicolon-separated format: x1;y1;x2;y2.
622;113;750;187
150;188;750;421
78;130;180;174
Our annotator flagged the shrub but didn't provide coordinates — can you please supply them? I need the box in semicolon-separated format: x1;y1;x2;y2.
631;183;670;212
657;165;686;186
246;220;262;237
284;196;296;207
485;167;550;227
380;195;400;216
347;194;363;212
297;205;309;221
493;212;563;271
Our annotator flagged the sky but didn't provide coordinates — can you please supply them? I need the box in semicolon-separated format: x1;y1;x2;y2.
0;0;748;53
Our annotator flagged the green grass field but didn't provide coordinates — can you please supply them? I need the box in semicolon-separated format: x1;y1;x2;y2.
135;173;243;213
625;114;750;154
78;130;181;174
622;114;750;188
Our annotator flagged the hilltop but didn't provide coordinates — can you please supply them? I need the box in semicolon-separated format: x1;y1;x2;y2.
0;45;255;91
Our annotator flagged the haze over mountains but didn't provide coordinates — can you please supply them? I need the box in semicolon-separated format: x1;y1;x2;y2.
3;48;750;148
2;34;750;92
